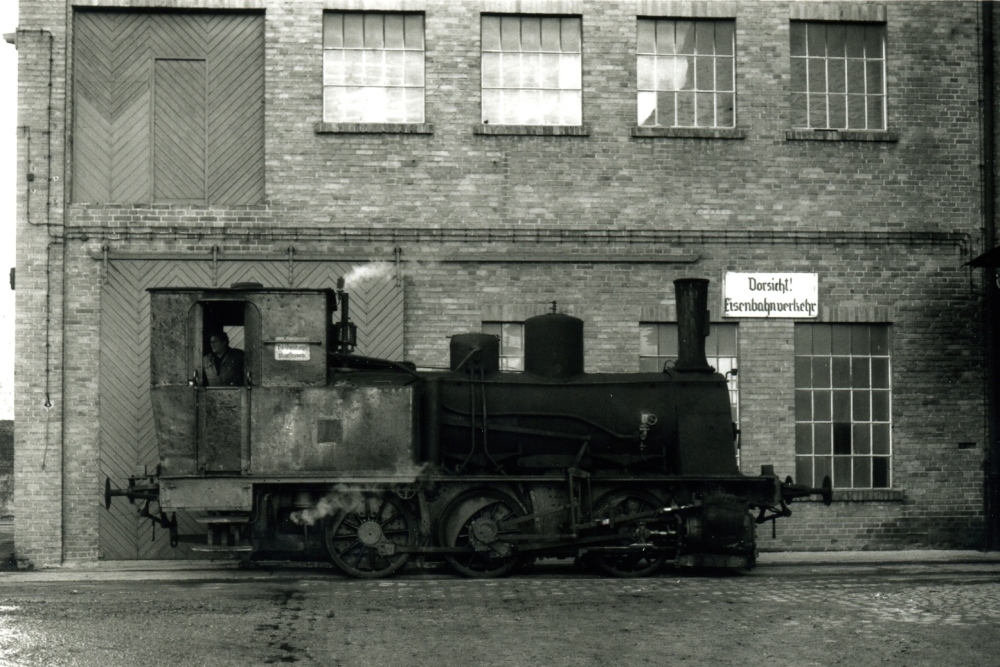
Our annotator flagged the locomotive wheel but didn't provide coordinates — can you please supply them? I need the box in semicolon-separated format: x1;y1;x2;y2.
590;489;668;578
438;487;528;578
324;492;415;579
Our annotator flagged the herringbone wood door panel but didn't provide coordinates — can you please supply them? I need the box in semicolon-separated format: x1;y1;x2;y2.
153;59;207;203
99;261;403;559
74;11;264;205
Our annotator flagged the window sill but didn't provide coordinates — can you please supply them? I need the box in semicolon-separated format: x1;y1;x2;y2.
812;489;906;502
473;124;591;137
631;126;746;140
785;129;899;143
314;122;434;134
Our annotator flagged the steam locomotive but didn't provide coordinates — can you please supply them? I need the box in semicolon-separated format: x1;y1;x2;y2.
106;277;831;578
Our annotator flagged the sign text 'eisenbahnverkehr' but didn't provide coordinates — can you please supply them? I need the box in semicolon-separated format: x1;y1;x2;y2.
723;273;818;318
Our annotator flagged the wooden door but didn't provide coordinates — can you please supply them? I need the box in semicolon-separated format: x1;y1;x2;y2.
99;260;403;559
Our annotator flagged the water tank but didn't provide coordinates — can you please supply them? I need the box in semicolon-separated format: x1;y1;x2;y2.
524;313;584;379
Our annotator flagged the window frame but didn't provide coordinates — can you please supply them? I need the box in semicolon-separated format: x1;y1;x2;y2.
482;321;525;372
321;11;427;126
789;20;887;132
794;323;892;490
636;18;737;130
480;14;583;127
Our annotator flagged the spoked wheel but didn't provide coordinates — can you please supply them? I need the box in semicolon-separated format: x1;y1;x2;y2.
590;489;668;578
438;487;528;578
324;492;415;578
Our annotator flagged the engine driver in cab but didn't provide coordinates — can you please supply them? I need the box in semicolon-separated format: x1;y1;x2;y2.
202;331;245;387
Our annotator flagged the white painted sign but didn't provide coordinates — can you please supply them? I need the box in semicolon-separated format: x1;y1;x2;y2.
275;343;311;361
723;272;818;318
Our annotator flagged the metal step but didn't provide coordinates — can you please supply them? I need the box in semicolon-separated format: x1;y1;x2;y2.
190;544;254;553
194;516;251;525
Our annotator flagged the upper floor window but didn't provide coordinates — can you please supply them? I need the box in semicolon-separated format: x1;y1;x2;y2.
323;12;425;123
482;322;525;371
794;324;892;490
790;22;886;130
637;19;735;128
481;15;582;126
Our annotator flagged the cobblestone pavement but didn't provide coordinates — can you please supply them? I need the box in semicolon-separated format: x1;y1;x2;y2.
0;558;998;666
716;567;1000;627
289;564;1000;628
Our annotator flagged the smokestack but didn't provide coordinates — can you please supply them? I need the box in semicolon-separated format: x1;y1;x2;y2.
333;277;357;354
674;278;711;372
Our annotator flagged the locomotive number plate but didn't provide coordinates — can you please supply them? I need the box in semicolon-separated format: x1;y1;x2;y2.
275;343;311;361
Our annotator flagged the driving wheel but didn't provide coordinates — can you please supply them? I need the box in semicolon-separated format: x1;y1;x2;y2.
438;487;528;578
324;492;415;578
590;488;667;578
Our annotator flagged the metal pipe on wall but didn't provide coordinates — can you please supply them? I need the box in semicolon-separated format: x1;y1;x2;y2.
980;1;999;551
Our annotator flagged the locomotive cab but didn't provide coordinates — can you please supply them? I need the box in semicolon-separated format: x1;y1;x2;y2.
149;285;418;487
149;286;337;479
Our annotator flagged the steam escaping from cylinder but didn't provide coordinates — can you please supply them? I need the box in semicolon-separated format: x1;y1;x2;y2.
289;485;362;527
289;457;430;527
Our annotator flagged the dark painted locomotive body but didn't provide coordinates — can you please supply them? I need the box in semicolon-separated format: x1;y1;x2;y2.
107;278;829;577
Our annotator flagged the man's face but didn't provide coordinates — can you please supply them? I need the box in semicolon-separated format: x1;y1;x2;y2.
210;336;227;356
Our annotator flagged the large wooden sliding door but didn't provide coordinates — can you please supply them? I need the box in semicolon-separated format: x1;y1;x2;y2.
73;11;264;205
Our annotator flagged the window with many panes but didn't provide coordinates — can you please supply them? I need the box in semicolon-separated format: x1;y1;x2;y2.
637;19;735;128
482;322;525;371
481;15;582;126
322;12;425;123
639;323;740;427
790;21;886;130
794;324;891;489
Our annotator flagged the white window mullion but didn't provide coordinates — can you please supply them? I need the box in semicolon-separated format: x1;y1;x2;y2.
323;11;425;123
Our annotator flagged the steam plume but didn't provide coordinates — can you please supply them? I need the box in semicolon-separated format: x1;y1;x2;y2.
290;484;364;527
341;259;444;289
289;458;430;527
342;261;395;288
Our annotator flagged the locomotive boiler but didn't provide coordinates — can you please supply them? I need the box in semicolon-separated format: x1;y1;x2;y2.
106;278;831;577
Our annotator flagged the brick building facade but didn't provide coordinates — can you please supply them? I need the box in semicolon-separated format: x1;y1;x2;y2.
12;0;997;566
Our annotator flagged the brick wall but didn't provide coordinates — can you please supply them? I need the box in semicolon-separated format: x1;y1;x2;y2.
0;421;12;516
15;3;68;566
14;0;991;564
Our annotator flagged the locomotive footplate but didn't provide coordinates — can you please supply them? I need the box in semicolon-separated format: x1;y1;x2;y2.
390;532;664;555
580;545;671;556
